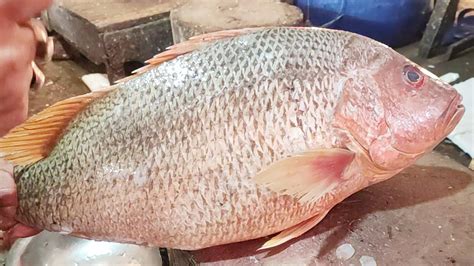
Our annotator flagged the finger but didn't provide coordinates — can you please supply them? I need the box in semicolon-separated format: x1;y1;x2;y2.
0;24;35;136
0;171;17;207
0;0;52;23
0;24;36;79
0;61;32;135
0;63;31;136
0;206;16;219
0;216;16;231
35;36;54;66
2;224;41;249
31;61;45;90
23;18;47;44
0;160;13;176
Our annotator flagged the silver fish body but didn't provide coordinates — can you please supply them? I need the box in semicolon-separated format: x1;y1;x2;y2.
11;27;461;250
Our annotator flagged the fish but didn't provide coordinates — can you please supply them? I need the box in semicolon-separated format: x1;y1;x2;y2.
0;27;464;250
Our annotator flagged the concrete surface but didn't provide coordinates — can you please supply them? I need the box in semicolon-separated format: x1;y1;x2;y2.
23;43;474;266
28;60;90;116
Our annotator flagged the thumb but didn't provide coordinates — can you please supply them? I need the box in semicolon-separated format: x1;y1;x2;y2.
1;224;41;250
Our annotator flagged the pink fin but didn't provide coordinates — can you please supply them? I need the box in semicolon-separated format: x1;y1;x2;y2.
253;149;355;204
259;209;330;250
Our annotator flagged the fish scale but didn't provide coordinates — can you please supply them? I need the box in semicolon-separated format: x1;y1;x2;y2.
4;26;462;250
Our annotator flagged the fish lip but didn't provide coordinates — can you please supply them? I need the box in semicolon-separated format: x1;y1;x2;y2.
445;104;465;137
441;93;465;137
388;92;465;156
344;94;465;177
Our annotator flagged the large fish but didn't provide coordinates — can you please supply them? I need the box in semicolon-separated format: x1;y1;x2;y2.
0;27;464;250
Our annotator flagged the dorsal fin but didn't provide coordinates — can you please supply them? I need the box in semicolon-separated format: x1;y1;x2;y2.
0;27;268;166
0;88;113;165
115;27;263;84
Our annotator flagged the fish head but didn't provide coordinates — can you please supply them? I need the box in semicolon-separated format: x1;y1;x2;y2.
336;41;464;176
368;57;464;171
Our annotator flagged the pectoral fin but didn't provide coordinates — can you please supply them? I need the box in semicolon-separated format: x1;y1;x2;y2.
253;149;355;204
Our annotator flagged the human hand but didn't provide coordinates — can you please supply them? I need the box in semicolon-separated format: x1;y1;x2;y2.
0;0;52;249
0;0;53;136
0;159;41;249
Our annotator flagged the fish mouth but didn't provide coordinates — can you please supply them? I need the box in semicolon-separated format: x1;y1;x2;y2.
441;93;465;138
400;92;465;158
340;92;465;179
390;92;465;156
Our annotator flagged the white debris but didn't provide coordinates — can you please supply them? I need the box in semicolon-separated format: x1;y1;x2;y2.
359;255;377;266
249;256;259;264
81;73;110;92
448;78;474;162
439;72;460;84
336;243;355;260
58;225;73;235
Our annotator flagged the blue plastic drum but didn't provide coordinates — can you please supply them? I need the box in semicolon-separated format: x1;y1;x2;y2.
294;0;433;47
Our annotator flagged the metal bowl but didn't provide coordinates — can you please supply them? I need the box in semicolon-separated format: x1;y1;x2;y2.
6;231;163;266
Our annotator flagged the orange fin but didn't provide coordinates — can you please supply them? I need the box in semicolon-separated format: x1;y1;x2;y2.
254;149;355;204
259;209;330;250
115;27;263;83
0;88;114;166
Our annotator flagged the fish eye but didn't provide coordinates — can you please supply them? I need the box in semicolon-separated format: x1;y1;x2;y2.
403;65;424;88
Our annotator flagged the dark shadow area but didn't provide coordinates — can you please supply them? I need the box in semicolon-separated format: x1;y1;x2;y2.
123;61;145;76
192;165;472;263
53;35;105;74
435;142;472;169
